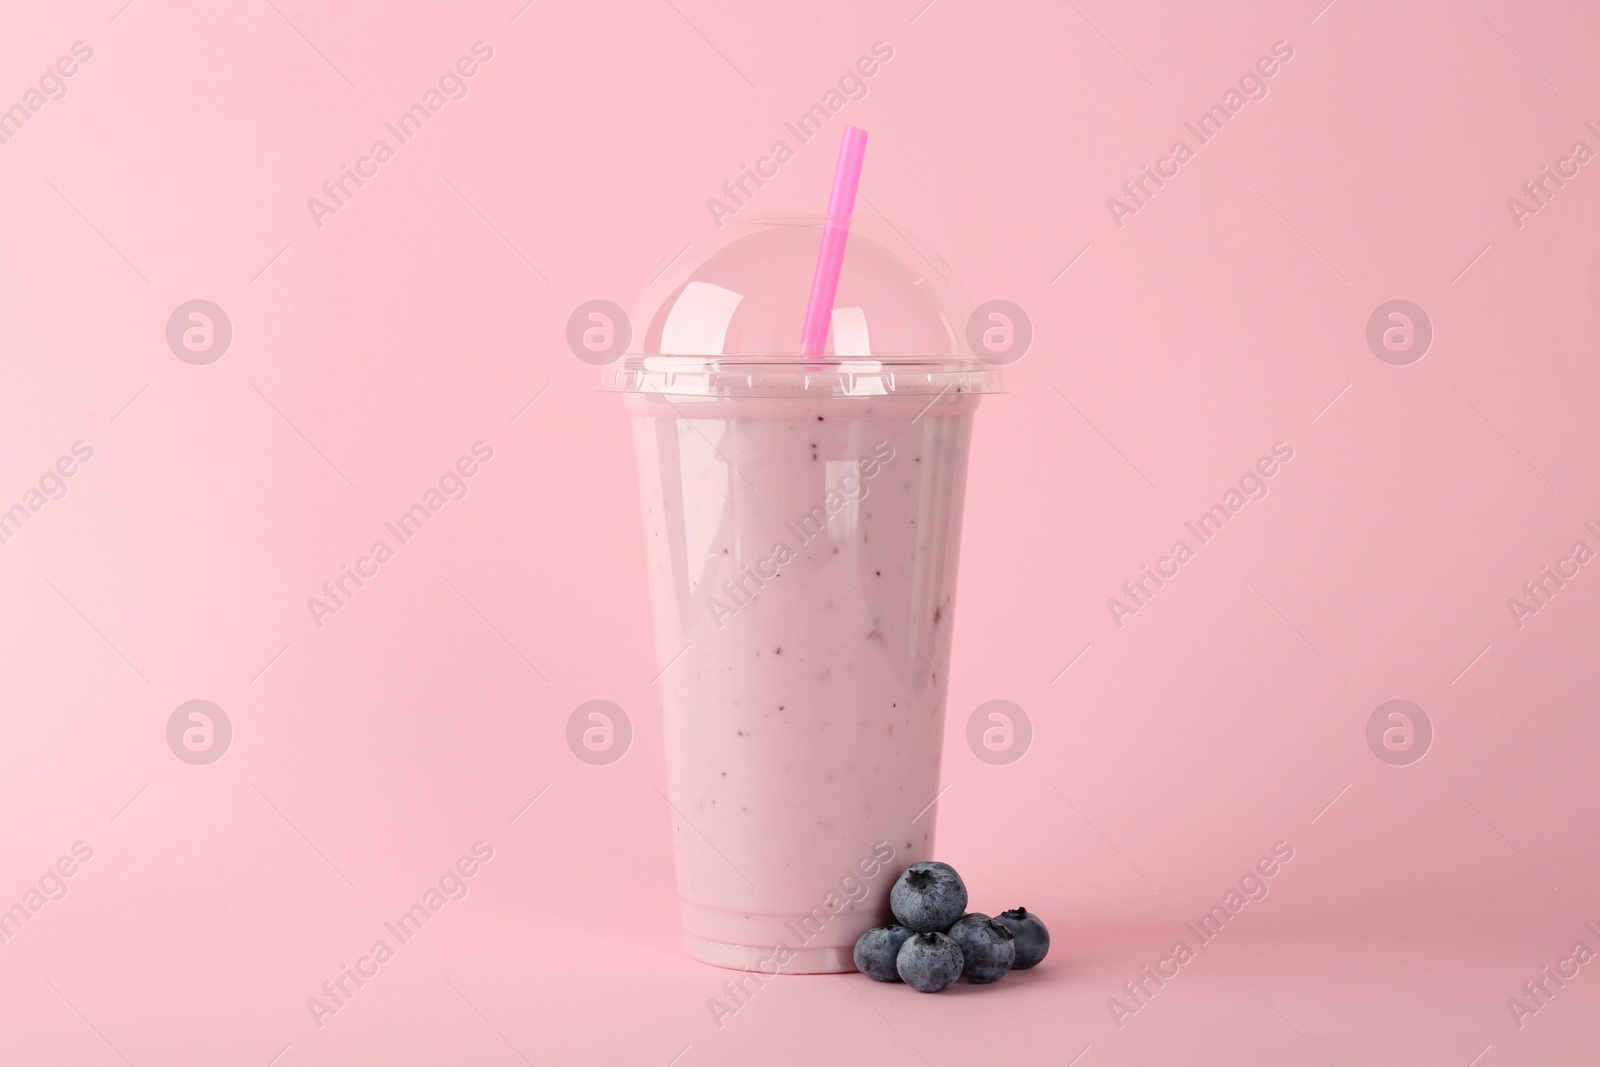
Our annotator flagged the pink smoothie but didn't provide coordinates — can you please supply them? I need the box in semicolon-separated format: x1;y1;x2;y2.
622;380;981;973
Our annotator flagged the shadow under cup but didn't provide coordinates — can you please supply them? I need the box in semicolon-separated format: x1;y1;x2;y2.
613;358;991;972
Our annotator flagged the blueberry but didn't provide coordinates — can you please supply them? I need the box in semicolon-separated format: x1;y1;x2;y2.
890;861;968;933
994;907;1050;969
895;931;964;992
853;925;916;982
946;913;1015;983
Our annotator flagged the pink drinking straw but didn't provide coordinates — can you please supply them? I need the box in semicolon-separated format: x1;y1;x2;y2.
798;125;869;359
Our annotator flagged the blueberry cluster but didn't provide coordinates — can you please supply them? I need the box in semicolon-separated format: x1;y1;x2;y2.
852;861;1051;993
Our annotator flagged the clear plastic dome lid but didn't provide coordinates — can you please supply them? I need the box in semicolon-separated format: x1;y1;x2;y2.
604;216;1002;398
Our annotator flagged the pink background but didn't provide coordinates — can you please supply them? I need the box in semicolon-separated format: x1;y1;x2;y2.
3;0;1599;1063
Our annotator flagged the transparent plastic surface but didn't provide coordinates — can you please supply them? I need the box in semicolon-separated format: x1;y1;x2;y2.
610;216;992;971
604;216;1002;399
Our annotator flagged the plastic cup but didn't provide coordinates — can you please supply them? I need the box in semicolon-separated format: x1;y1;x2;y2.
606;217;1000;972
